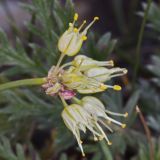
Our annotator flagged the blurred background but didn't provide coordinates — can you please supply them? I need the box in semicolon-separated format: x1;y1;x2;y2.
0;0;160;160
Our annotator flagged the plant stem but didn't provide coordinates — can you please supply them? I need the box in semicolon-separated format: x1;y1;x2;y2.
136;106;154;160
132;0;152;88
0;78;46;91
54;53;65;73
59;94;68;107
72;97;82;105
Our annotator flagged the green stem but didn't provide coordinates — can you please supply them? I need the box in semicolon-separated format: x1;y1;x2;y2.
0;78;46;91
132;0;152;88
59;62;72;70
72;97;82;105
54;53;65;73
59;94;68;107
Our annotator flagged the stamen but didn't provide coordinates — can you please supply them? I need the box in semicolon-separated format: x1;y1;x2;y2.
109;60;114;66
87;126;102;137
93;135;98;141
124;112;128;118
99;136;104;141
99;119;113;132
78;20;87;31
69;23;73;27
99;84;107;90
106;116;124;126
108;120;111;124
113;85;122;91
109;69;128;79
83;16;99;32
121;124;126;128
108;141;112;145
105;85;121;91
74;28;78;33
95;123;111;145
94;16;99;21
123;69;128;74
81;35;87;41
74;13;78;21
105;110;128;118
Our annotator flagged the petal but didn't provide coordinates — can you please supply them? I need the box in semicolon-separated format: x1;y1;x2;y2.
84;67;111;82
58;31;74;53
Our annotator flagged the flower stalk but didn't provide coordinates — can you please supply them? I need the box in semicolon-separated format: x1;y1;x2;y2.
0;78;46;91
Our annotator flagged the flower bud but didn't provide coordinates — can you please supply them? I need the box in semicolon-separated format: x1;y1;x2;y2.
84;67;127;82
72;55;114;71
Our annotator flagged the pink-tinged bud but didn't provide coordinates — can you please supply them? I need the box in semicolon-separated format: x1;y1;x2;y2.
42;83;53;89
60;90;76;100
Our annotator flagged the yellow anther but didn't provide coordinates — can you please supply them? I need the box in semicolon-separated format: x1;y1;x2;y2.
108;120;111;124
94;137;98;141
123;69;128;74
99;136;104;141
100;84;107;90
80;140;83;144
74;13;78;21
82;35;87;41
82;153;85;157
109;60;114;66
113;85;122;91
69;23;73;27
94;16;99;21
124;112;128;118
74;28;78;33
108;141;112;145
121;124;126;128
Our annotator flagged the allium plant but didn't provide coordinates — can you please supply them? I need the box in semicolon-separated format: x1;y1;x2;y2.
0;13;128;157
42;13;128;156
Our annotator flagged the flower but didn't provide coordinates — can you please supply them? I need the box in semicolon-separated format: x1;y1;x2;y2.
42;13;128;156
58;13;99;56
84;67;127;82
72;55;114;71
61;71;108;94
61;97;128;156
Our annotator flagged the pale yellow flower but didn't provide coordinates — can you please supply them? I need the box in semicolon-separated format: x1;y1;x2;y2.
72;55;114;71
61;97;128;156
61;72;107;94
84;67;127;82
58;13;99;56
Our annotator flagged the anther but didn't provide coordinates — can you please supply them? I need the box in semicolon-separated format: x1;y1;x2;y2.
123;69;128;74
74;13;78;21
109;60;114;66
74;28;78;33
124;112;128;118
100;84;107;90
82;36;87;41
108;120;111;124
94;16;99;21
113;85;122;91
94;137;98;141
121;124;126;128
99;136;104;141
69;23;73;27
108;141;112;145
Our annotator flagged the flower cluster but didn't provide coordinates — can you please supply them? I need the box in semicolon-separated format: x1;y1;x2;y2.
42;13;128;156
